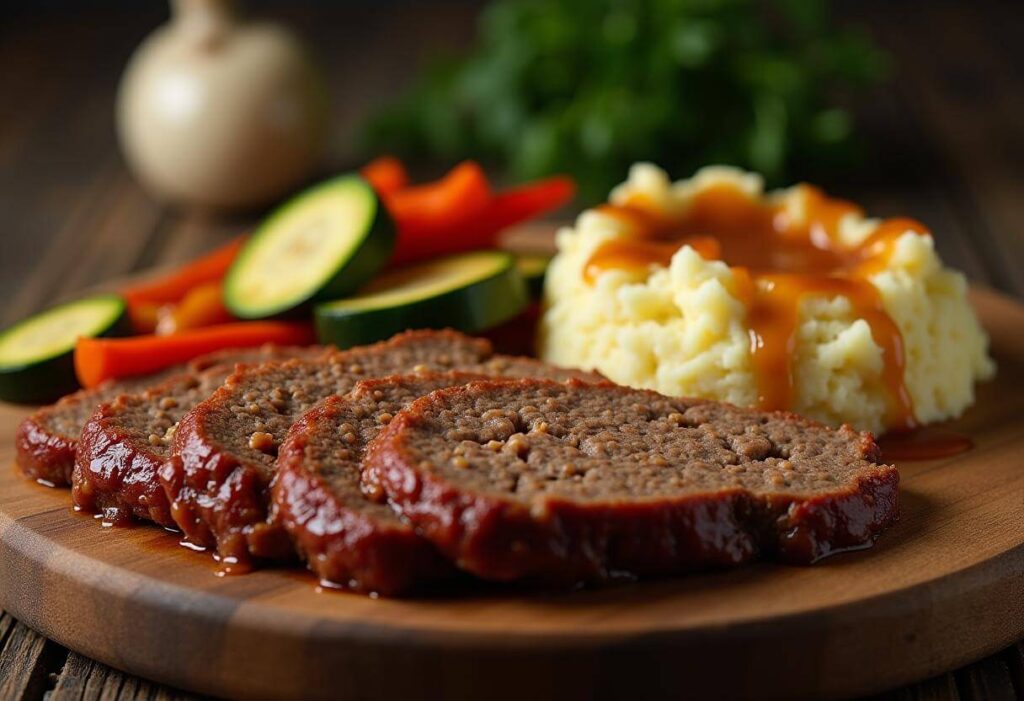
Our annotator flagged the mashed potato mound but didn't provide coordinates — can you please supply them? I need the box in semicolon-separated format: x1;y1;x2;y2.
539;164;995;434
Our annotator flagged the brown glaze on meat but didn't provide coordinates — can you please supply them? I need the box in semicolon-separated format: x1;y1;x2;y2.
274;372;496;596
17;345;327;489
165;331;493;563
71;346;329;527
164;330;601;567
16;371;176;487
364;379;899;583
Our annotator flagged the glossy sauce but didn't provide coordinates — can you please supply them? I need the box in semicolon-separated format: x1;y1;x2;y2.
585;184;927;431
877;430;974;461
214;554;254;577
584;236;722;281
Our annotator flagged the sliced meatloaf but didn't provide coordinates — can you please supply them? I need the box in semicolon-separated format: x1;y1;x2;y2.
363;379;900;583
14;344;315;488
274;372;490;595
165;329;601;565
16;371;177;487
71;346;329;527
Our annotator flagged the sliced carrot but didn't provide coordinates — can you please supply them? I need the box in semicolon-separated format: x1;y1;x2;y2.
360;156;409;196
155;282;234;335
122;237;245;305
74;322;314;388
122;237;246;331
129;301;162;335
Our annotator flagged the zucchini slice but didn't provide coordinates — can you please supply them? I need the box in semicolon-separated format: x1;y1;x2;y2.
225;174;395;319
0;294;130;403
515;253;551;299
315;250;528;348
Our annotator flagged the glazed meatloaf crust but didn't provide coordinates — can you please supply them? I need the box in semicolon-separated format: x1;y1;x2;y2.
274;372;492;595
14;344;311;488
166;330;601;565
364;379;900;583
71;346;329;527
16;371;177;487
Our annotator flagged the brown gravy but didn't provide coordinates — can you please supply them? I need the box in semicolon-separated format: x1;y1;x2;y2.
878;429;974;461
584;183;928;431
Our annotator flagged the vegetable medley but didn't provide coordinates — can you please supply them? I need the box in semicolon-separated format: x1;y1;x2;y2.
0;159;570;401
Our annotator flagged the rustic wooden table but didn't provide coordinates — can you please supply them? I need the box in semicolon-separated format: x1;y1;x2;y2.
0;1;1021;699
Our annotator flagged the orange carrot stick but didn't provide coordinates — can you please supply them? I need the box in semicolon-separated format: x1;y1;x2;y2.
74;322;314;388
122;237;246;331
155;282;234;335
361;156;409;196
128;301;162;336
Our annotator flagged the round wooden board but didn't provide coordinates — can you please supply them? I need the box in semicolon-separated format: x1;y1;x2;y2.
0;288;1022;701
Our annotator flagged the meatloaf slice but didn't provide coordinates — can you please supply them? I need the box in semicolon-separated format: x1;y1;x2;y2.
71;345;329;527
165;329;600;566
364;379;900;583
16;370;177;487
275;372;490;596
14;344;315;488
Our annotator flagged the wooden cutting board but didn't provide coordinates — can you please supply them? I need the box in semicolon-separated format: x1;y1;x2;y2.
0;288;1021;701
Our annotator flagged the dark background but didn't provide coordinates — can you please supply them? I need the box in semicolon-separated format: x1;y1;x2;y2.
0;2;1022;699
1;0;1022;330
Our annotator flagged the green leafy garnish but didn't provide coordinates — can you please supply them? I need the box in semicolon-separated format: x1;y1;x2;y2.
361;0;888;202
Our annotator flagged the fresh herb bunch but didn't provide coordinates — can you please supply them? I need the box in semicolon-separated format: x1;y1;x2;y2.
362;0;888;202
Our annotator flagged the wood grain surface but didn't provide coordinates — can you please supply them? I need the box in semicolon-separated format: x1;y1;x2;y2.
1;1;1023;699
0;288;1020;701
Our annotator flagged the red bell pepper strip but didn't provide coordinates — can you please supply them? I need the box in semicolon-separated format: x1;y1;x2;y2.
391;175;575;266
385;161;492;265
360;156;410;196
455;176;575;244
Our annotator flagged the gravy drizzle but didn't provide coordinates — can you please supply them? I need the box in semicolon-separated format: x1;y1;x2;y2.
877;429;974;461
584;183;926;431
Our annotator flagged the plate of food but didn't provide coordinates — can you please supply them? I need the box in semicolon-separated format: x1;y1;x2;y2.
0;159;1020;700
